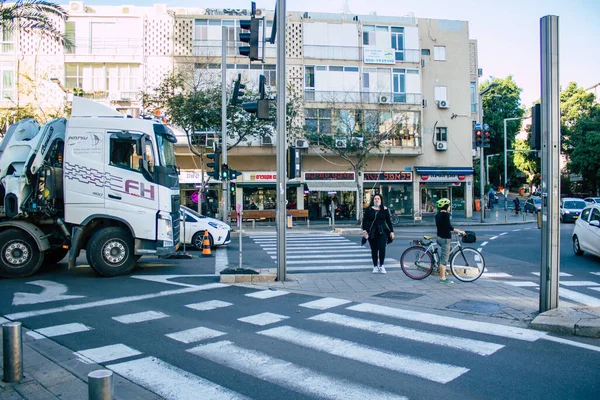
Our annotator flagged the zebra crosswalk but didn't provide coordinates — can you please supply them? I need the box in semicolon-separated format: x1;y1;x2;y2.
250;233;398;272
16;284;592;400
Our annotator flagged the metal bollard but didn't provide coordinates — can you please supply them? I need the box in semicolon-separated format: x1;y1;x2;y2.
252;220;255;230
2;322;23;383
88;369;113;400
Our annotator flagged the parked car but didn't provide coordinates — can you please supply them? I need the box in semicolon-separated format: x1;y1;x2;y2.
524;197;542;213
180;206;231;248
572;204;600;258
560;198;587;223
584;197;600;204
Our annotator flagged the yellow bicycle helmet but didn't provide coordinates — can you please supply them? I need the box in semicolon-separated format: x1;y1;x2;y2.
436;198;451;209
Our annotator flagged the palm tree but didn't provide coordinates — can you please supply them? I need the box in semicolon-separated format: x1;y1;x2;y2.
0;0;73;50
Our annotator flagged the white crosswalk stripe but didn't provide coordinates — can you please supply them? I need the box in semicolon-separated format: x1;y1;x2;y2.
112;311;169;324
166;327;226;344
238;312;290;326
35;323;91;338
299;297;352;310
77;344;141;363
257;325;469;384
245;289;289;299
188;340;409;400
560;281;600;287
185;300;232;311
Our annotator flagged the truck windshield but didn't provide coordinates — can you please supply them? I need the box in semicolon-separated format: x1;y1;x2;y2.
154;125;177;167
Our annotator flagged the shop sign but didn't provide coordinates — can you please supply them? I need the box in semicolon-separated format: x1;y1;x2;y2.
364;172;413;182
419;174;467;183
363;48;395;64
304;172;355;181
243;172;277;182
179;169;207;184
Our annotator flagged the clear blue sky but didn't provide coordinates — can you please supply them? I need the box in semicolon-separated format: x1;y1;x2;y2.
87;0;600;107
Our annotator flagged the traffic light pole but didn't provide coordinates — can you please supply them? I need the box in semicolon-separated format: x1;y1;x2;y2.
221;26;230;225
276;0;287;281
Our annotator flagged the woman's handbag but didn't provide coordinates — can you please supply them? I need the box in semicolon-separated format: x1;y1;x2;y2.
361;209;379;246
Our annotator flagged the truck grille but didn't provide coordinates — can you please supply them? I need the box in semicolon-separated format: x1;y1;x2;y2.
171;194;181;244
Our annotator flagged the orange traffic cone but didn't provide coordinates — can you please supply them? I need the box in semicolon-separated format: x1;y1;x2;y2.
201;230;212;257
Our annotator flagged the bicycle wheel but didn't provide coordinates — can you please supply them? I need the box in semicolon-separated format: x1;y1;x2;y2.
400;246;433;280
390;213;400;226
450;247;485;282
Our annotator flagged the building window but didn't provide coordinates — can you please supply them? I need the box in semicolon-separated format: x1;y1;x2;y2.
1;26;14;54
305;109;332;135
434;85;447;102
391;27;404;61
65;64;140;93
0;62;14;100
470;82;477;113
433;46;446;61
421;49;430;56
305;66;315;89
392;69;406;103
435;127;448;142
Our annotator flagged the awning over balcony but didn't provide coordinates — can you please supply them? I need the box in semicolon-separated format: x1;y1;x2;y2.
414;167;474;175
305;181;357;192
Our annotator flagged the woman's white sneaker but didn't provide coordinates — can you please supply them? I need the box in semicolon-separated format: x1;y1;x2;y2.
372;266;380;274
379;266;387;274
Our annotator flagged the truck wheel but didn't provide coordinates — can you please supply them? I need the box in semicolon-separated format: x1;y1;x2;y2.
43;248;69;267
87;227;136;277
0;229;44;278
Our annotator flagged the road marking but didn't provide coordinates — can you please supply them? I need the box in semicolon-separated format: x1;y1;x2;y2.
166;327;226;344
477;248;483;252
589;287;600;292
108;356;248;400
238;312;290;326
299;298;352;310
12;280;84;306
287;258;374;265
25;331;45;340
481;241;489;246
591;272;600;276
558;288;600;306
287;265;399;272
36;323;91;337
560;281;600;287
262;246;360;251
309;313;504;356
5;283;229;320
273;253;369;260
258;326;468;384
0;317;8;324
531;272;573;277
499;232;508;236
253;236;345;241
267;249;367;255
77;344;141;363
188;340;408;400
112;311;169;324
512;229;521;232
503;281;539;287
489;236;498;240
131;275;218;287
215;247;229;275
186;300;232;311
481;273;513;279
542;335;600;353
256;239;349;245
245;290;289;299
348;303;546;341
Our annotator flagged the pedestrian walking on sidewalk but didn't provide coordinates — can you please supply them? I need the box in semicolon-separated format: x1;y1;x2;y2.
435;198;466;284
362;194;394;274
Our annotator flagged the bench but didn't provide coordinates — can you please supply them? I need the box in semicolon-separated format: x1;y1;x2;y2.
230;210;276;222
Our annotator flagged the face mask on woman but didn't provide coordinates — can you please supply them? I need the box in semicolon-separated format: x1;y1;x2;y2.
374;199;381;207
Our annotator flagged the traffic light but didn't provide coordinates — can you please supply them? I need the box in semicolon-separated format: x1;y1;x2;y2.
232;74;245;105
229;169;241;180
483;124;491;148
221;164;229;180
288;147;301;179
206;151;220;180
531;103;541;151
474;123;483;147
242;74;270;120
230;182;236;193
239;3;259;61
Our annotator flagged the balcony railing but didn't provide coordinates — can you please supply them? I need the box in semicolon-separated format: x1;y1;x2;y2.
69;90;140;102
303;45;420;63
192;40;277;58
304;90;421;105
307;135;422;149
66;38;143;56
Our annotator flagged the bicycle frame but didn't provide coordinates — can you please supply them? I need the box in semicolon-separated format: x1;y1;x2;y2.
414;233;469;267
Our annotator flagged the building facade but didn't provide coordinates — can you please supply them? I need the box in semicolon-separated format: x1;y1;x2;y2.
1;2;480;220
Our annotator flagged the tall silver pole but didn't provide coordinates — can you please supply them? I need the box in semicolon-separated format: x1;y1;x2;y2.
276;0;287;281
504;117;521;211
479;98;485;223
539;15;560;312
221;26;230;224
2;322;22;383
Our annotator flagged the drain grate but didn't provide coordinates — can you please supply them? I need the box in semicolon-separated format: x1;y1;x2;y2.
373;291;424;301
446;300;502;314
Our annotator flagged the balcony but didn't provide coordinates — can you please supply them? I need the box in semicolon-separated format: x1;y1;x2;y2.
302;45;420;63
304;90;421;105
65;38;143;62
305;135;422;156
303;45;360;61
192;40;277;58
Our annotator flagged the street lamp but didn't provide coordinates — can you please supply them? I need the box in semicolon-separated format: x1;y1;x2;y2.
503;117;522;211
478;82;499;222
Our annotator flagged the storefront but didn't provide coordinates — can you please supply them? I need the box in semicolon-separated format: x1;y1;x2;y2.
414;167;473;217
237;172;301;211
179;169;220;217
363;171;414;216
303;172;357;220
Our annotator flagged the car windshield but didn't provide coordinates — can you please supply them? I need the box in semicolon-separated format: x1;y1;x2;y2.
181;206;207;219
564;201;586;209
154;125;178;167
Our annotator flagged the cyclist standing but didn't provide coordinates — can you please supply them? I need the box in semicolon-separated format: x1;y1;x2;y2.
435;198;465;284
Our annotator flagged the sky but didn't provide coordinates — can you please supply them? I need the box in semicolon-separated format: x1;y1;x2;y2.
91;0;600;107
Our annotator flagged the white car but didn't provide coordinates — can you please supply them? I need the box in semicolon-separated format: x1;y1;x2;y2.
584;197;600;204
180;206;231;248
572;204;600;258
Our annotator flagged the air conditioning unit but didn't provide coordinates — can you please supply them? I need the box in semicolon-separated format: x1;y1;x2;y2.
295;139;309;148
421;59;425;67
262;135;273;146
435;141;448;151
351;137;364;147
378;95;390;104
122;6;131;14
437;100;449;109
335;139;347;148
69;1;83;12
255;8;263;16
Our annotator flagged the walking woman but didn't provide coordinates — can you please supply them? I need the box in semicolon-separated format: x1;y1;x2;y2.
362;194;395;274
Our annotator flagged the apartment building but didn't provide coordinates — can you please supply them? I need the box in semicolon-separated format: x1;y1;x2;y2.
0;2;479;220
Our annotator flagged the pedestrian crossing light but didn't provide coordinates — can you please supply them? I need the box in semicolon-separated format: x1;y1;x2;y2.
221;164;229;180
474;123;483;147
230;182;236;193
483;124;491;148
231;74;246;105
229;169;241;180
206;151;220;180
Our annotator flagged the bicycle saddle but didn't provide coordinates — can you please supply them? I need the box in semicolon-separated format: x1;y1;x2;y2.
423;235;437;240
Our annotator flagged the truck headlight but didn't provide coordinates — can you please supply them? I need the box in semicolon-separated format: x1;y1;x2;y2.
158;211;173;241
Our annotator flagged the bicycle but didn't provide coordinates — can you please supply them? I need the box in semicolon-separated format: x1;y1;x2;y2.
400;232;485;282
388;210;400;226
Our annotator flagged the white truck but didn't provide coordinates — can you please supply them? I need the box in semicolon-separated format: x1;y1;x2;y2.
0;97;180;278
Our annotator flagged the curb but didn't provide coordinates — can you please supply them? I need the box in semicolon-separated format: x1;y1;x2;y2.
529;306;600;338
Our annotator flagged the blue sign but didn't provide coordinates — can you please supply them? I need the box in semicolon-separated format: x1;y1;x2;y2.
475;123;482;130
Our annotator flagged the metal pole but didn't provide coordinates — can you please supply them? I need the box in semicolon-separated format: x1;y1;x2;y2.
503;117;521;212
479;91;485;223
486;155;490;185
2;322;22;383
539;15;560;312
88;370;113;400
221;26;230;225
276;0;287;281
238;207;243;268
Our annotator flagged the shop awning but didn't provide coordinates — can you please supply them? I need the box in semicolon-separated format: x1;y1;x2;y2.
414;167;473;175
237;182;301;188
305;181;357;192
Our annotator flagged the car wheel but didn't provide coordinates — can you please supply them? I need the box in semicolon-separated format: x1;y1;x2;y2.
192;231;214;249
573;236;584;256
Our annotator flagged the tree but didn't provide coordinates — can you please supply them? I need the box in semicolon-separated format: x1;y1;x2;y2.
0;0;73;49
479;76;525;188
